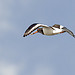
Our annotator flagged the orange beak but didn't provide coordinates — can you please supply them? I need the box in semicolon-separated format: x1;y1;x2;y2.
31;31;38;35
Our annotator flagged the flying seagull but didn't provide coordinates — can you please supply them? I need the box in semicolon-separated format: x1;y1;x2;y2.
23;23;75;38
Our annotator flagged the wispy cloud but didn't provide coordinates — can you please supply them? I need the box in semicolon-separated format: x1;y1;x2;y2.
0;0;15;38
0;0;35;38
0;22;13;31
0;22;14;39
0;61;18;75
0;60;25;75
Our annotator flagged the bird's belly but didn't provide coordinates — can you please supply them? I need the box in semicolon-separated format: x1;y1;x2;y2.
43;28;53;35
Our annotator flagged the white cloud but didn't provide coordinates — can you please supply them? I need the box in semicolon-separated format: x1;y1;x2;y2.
0;62;18;75
0;61;25;75
0;0;15;37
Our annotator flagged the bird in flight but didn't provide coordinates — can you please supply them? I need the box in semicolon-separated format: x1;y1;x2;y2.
23;23;75;38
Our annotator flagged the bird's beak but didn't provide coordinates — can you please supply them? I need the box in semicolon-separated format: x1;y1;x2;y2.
62;27;75;38
31;31;38;35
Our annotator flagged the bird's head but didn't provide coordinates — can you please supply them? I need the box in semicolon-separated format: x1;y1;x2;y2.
52;24;64;29
53;24;75;38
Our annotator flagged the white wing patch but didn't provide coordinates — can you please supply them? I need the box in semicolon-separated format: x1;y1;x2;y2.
53;27;63;33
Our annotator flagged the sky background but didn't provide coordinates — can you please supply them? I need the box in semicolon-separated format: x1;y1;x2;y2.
0;0;75;75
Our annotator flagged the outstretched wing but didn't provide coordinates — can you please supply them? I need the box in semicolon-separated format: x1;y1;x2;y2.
62;27;75;38
23;23;49;37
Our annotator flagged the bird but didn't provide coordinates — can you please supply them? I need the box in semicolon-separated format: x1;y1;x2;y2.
23;23;75;38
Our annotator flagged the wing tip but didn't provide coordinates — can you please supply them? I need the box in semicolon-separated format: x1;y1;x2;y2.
23;33;27;37
73;35;75;38
23;35;25;37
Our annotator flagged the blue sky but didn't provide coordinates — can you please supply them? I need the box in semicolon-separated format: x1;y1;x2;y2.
0;0;75;75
